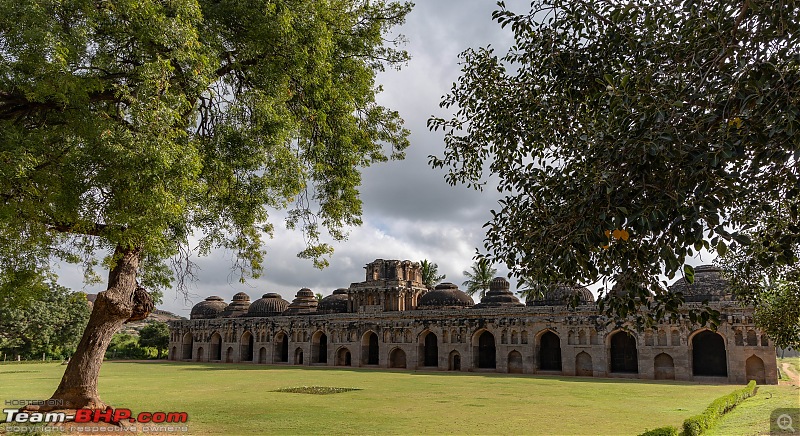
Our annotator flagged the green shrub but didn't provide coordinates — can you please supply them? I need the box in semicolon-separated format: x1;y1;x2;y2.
639;425;679;436
682;381;757;436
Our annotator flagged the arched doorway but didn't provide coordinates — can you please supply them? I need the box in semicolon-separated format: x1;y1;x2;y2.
420;331;438;367
196;347;204;362
692;330;727;377
225;346;233;363
654;353;675;380
295;348;304;365
539;331;562;371
508;350;523;374
389;348;407;368
274;332;289;363
170;346;177;360
745;355;766;384
449;351;461;371
182;333;193;360
240;331;254;362
610;331;638;373
476;330;496;369
362;331;379;365
210;332;222;361
575;352;593;376
312;332;328;364
337;347;352;366
258;347;267;364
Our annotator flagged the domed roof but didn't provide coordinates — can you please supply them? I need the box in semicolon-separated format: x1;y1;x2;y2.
318;288;349;314
247;293;290;317
220;292;251;318
190;296;227;319
418;283;475;309
668;265;732;302
475;277;524;308
527;284;595;306
283;288;318;315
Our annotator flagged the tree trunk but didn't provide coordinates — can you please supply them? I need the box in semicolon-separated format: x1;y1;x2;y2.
36;245;142;411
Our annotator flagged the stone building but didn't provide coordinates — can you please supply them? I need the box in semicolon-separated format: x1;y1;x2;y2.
168;260;778;384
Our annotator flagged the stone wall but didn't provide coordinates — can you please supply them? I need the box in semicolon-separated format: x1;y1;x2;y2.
168;302;778;384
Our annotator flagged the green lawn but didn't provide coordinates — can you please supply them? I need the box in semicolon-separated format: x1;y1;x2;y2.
706;357;800;436
0;361;782;435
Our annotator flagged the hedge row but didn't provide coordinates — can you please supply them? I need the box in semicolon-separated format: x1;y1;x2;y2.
639;380;757;436
682;380;758;436
639;426;679;436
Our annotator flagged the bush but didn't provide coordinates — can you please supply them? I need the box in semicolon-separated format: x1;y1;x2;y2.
682;381;757;436
639;426;679;436
105;333;150;360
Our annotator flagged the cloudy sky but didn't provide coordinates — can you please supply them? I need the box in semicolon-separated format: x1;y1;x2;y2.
53;2;519;317
56;2;714;317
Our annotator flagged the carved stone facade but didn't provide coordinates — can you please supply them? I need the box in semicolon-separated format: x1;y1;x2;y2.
168;259;778;384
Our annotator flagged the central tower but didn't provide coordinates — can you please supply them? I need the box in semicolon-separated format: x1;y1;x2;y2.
348;259;427;312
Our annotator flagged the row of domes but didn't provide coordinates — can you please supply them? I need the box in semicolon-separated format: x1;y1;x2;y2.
191;288;358;319
190;266;731;319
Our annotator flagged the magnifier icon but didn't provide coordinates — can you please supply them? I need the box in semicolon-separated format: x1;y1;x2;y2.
778;414;796;432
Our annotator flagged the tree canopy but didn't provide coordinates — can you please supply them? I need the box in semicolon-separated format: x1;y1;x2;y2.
0;283;90;360
429;0;800;329
138;321;170;359
1;0;412;285
0;0;412;409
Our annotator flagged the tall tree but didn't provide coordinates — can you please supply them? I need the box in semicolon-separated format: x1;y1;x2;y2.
0;0;412;410
138;322;170;359
429;0;800;327
419;259;445;289
0;283;91;360
462;259;496;299
717;230;800;349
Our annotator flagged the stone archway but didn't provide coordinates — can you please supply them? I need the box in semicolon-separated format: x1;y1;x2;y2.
654;353;675;380
575;352;593;376
538;331;562;371
610;331;638;373
274;332;289;363
475;330;496;369
295;348;304;365
337;347;352;366
389;348;407;368
196;347;204;362
361;331;379;365
240;331;254;363
508;350;523;374
225;346;233;363
449;350;461;371
745;355;766;384
258;347;267;364
312;331;328;364
691;330;727;377
182;333;193;360
419;331;438;367
170;346;177;361
210;332;222;361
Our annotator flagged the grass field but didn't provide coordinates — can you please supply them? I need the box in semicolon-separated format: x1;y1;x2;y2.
0;361;795;435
